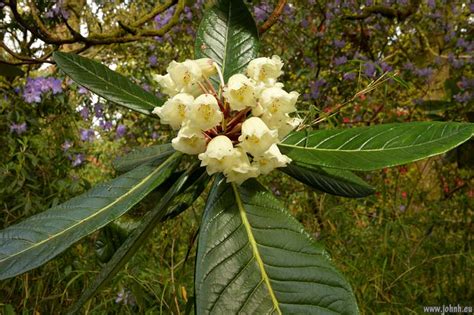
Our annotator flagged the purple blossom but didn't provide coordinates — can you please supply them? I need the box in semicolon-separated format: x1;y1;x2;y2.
116;124;127;138
148;55;157;66
300;19;309;28
62;140;73;151
459;77;474;89
427;0;436;9
72;154;85;167
333;39;346;49
94;103;104;118
99;120;113;131
414;67;433;78
454;92;472;103
22;77;62;103
80;128;95;142
399;205;406;212
154;7;174;29
183;6;193;20
254;3;271;22
343;72;356;80
334;56;348;66
379;61;393;72
151;132;160;139
304;57;315;68
78;86;88;94
10;122;27;135
403;62;415;71
310;79;326;99
80;107;89;120
364;62;377;77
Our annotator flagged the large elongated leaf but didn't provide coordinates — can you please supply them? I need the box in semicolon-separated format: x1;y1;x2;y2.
279;122;474;171
195;177;358;314
53;52;162;115
113;143;175;173
68;165;209;314
281;162;375;198
195;0;259;81
0;152;182;280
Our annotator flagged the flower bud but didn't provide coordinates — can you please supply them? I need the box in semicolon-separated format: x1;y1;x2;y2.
171;124;206;155
198;136;239;175
238;117;278;156
223;74;259;111
153;74;179;96
152;93;194;130
252;144;291;175
187;94;223;130
247;55;283;85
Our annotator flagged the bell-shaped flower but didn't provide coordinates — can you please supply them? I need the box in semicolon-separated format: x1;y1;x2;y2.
152;93;194;130
171;124;207;155
225;148;259;184
167;59;203;91
260;86;299;116
277;116;303;140
247;55;283;85
187;94;223;130
198;135;240;175
238;117;278;156
252;144;291;175
195;58;217;78
153;74;179;96
223;74;259;111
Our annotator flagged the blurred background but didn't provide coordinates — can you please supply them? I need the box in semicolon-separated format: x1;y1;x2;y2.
0;0;472;313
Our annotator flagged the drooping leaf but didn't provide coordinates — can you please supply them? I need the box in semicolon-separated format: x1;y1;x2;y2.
281;162;375;198
69;165;209;314
195;0;259;82
0;152;182;280
113;143;175;173
195;176;358;314
279;121;474;171
53;52;162;115
0;63;24;79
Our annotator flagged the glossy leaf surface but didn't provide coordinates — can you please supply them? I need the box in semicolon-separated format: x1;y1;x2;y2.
281;162;375;198
53;52;162;115
195;177;358;314
280;122;474;171
0;152;182;280
195;0;259;81
113;143;175;173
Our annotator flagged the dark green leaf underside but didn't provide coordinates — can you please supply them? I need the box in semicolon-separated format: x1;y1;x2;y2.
0;153;181;280
113;143;175;173
53;52;162;115
281;162;375;198
280;122;474;171
195;0;259;81
195;177;358;314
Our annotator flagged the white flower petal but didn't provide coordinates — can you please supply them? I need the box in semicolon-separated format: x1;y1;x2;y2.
153;93;194;130
223;74;259;111
224;148;259;184
238;117;279;156
253;144;291;175
247;55;283;85
171;124;206;155
188;94;223;130
153;74;179;96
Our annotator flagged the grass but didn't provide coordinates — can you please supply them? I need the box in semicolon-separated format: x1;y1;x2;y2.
1;157;472;314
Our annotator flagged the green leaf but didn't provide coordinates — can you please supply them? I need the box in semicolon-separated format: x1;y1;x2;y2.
68;165;209;314
53;52;162;115
281;162;375;198
0;152;182;280
279;122;474;171
0;63;24;79
195;0;259;82
113;143;175;173
195;177;358;314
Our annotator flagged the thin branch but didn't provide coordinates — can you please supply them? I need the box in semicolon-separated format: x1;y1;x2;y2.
259;0;286;34
344;0;421;21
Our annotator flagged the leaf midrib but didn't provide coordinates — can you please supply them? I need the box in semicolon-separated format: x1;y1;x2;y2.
231;183;282;315
56;53;156;112
0;154;176;264
280;126;471;153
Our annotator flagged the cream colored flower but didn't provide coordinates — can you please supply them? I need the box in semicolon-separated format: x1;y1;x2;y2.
238;117;278;156
195;58;217;78
260;87;299;116
247;55;283;85
225;147;259;184
253;144;291;175
277;116;303;139
152;93;194;130
187;94;223;130
167;59;203;91
198;136;239;175
171;124;206;155
153;74;179;96
223;74;259;111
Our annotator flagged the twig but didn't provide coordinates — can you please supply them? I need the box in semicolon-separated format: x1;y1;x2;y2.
259;0;286;34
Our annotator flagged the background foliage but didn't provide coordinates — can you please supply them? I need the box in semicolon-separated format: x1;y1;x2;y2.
1;0;472;313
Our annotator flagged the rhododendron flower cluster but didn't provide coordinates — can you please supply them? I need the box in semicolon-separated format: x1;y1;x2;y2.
152;55;301;184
